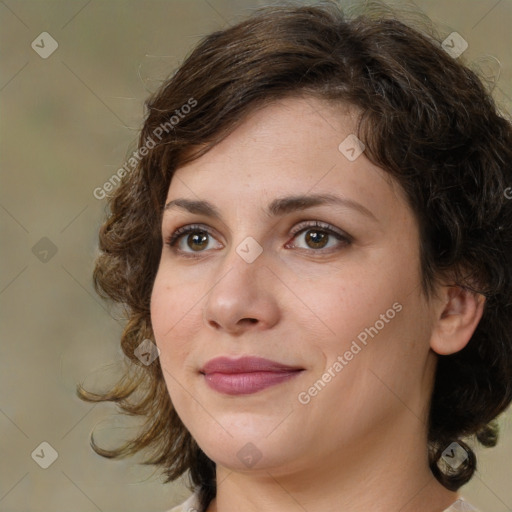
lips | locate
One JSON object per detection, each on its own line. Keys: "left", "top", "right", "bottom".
{"left": 200, "top": 356, "right": 304, "bottom": 395}
{"left": 201, "top": 356, "right": 303, "bottom": 374}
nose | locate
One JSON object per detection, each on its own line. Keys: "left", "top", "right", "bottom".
{"left": 202, "top": 247, "right": 281, "bottom": 336}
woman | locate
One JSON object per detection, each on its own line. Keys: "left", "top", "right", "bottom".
{"left": 78, "top": 2, "right": 512, "bottom": 511}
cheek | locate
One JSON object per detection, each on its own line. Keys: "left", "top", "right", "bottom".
{"left": 307, "top": 266, "right": 395, "bottom": 337}
{"left": 309, "top": 254, "right": 423, "bottom": 366}
{"left": 150, "top": 268, "right": 191, "bottom": 354}
{"left": 150, "top": 265, "right": 209, "bottom": 373}
{"left": 149, "top": 270, "right": 171, "bottom": 340}
{"left": 151, "top": 264, "right": 197, "bottom": 331}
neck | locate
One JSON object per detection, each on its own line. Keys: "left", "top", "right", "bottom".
{"left": 205, "top": 413, "right": 459, "bottom": 512}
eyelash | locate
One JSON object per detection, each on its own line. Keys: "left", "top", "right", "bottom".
{"left": 164, "top": 221, "right": 352, "bottom": 258}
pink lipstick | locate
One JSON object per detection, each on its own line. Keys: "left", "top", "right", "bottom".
{"left": 200, "top": 356, "right": 304, "bottom": 395}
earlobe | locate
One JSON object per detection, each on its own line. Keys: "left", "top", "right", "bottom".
{"left": 430, "top": 285, "right": 486, "bottom": 356}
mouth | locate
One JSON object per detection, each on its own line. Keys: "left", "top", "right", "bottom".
{"left": 200, "top": 356, "right": 304, "bottom": 395}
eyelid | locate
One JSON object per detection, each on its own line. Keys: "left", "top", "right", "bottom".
{"left": 289, "top": 220, "right": 352, "bottom": 242}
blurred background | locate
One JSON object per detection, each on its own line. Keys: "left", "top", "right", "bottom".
{"left": 0, "top": 0, "right": 511, "bottom": 511}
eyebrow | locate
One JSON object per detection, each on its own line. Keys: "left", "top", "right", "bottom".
{"left": 164, "top": 193, "right": 377, "bottom": 222}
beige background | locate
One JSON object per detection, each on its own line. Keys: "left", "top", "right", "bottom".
{"left": 1, "top": 0, "right": 511, "bottom": 511}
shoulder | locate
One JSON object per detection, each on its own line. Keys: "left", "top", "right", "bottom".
{"left": 164, "top": 491, "right": 202, "bottom": 512}
{"left": 443, "top": 497, "right": 481, "bottom": 511}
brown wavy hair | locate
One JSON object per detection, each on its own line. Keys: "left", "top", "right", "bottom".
{"left": 78, "top": 1, "right": 512, "bottom": 510}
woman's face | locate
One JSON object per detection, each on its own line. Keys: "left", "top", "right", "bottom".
{"left": 151, "top": 96, "right": 439, "bottom": 476}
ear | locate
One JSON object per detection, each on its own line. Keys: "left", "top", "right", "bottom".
{"left": 430, "top": 285, "right": 486, "bottom": 356}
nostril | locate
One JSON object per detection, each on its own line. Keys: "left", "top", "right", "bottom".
{"left": 238, "top": 318, "right": 258, "bottom": 327}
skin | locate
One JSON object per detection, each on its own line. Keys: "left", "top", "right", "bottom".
{"left": 150, "top": 96, "right": 485, "bottom": 512}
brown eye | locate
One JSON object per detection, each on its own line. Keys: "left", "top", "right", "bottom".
{"left": 186, "top": 231, "right": 209, "bottom": 251}
{"left": 166, "top": 224, "right": 222, "bottom": 255}
{"left": 304, "top": 229, "right": 329, "bottom": 249}
{"left": 290, "top": 221, "right": 351, "bottom": 252}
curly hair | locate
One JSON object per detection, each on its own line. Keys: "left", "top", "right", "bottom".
{"left": 78, "top": 1, "right": 512, "bottom": 510}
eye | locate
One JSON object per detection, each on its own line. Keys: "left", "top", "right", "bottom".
{"left": 287, "top": 221, "right": 352, "bottom": 251}
{"left": 165, "top": 220, "right": 352, "bottom": 258}
{"left": 165, "top": 224, "right": 222, "bottom": 256}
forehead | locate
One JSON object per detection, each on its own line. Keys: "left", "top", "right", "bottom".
{"left": 166, "top": 96, "right": 408, "bottom": 224}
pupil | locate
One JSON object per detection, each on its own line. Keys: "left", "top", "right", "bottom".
{"left": 188, "top": 232, "right": 208, "bottom": 250}
{"left": 306, "top": 230, "right": 328, "bottom": 248}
